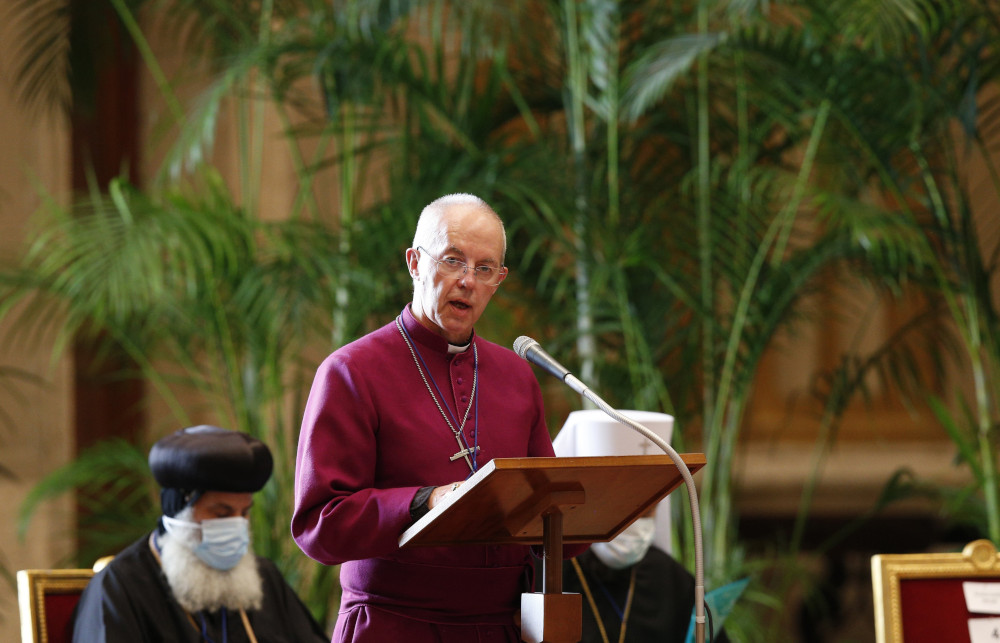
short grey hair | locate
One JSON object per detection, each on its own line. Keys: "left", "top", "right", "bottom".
{"left": 412, "top": 193, "right": 507, "bottom": 260}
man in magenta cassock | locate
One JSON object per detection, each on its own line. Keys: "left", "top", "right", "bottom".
{"left": 292, "top": 193, "right": 583, "bottom": 642}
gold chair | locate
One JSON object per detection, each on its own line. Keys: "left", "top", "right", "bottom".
{"left": 871, "top": 538, "right": 1000, "bottom": 643}
{"left": 16, "top": 567, "right": 94, "bottom": 643}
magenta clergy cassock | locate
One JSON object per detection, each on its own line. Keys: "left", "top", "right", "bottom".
{"left": 292, "top": 305, "right": 581, "bottom": 642}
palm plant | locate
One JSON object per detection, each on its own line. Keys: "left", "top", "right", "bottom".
{"left": 736, "top": 1, "right": 1000, "bottom": 632}
{"left": 810, "top": 0, "right": 1000, "bottom": 544}
{"left": 492, "top": 0, "right": 835, "bottom": 574}
{"left": 1, "top": 172, "right": 348, "bottom": 615}
{"left": 4, "top": 2, "right": 386, "bottom": 625}
{"left": 1, "top": 0, "right": 568, "bottom": 626}
{"left": 8, "top": 0, "right": 1000, "bottom": 639}
{"left": 474, "top": 0, "right": 1000, "bottom": 637}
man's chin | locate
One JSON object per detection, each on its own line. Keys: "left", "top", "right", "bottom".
{"left": 438, "top": 315, "right": 477, "bottom": 343}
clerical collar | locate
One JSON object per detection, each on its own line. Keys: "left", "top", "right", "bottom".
{"left": 401, "top": 305, "right": 476, "bottom": 353}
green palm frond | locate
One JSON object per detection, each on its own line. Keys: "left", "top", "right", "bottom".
{"left": 622, "top": 32, "right": 726, "bottom": 123}
{"left": 18, "top": 438, "right": 154, "bottom": 565}
{"left": 2, "top": 0, "right": 149, "bottom": 115}
{"left": 2, "top": 0, "right": 71, "bottom": 113}
{"left": 815, "top": 0, "right": 959, "bottom": 55}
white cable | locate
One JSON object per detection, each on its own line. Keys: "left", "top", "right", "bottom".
{"left": 578, "top": 385, "right": 707, "bottom": 643}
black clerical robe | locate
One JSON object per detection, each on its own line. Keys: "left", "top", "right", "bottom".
{"left": 560, "top": 546, "right": 730, "bottom": 643}
{"left": 71, "top": 533, "right": 328, "bottom": 643}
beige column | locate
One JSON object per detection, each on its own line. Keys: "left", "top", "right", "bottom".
{"left": 0, "top": 6, "right": 76, "bottom": 639}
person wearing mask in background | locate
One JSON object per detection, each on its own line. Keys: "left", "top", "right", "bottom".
{"left": 291, "top": 193, "right": 587, "bottom": 642}
{"left": 73, "top": 425, "right": 328, "bottom": 643}
{"left": 550, "top": 410, "right": 731, "bottom": 643}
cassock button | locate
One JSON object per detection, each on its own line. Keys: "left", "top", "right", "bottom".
{"left": 457, "top": 378, "right": 464, "bottom": 384}
{"left": 461, "top": 396, "right": 468, "bottom": 403}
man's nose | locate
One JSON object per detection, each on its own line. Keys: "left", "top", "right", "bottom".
{"left": 457, "top": 268, "right": 476, "bottom": 287}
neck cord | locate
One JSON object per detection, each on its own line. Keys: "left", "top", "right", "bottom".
{"left": 571, "top": 557, "right": 637, "bottom": 643}
{"left": 199, "top": 611, "right": 225, "bottom": 643}
{"left": 395, "top": 316, "right": 479, "bottom": 473}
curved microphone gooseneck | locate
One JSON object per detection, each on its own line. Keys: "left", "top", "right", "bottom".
{"left": 513, "top": 336, "right": 707, "bottom": 643}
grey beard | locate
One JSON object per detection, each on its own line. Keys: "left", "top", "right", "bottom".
{"left": 159, "top": 510, "right": 264, "bottom": 613}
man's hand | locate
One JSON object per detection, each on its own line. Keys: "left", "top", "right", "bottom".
{"left": 427, "top": 481, "right": 463, "bottom": 509}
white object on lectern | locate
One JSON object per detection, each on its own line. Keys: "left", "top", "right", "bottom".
{"left": 553, "top": 409, "right": 675, "bottom": 555}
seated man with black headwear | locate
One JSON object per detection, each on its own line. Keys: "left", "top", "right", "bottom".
{"left": 72, "top": 425, "right": 328, "bottom": 643}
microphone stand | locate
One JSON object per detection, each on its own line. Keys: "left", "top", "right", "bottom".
{"left": 567, "top": 376, "right": 707, "bottom": 643}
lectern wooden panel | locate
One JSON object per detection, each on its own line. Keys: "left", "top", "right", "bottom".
{"left": 400, "top": 454, "right": 705, "bottom": 547}
{"left": 399, "top": 454, "right": 706, "bottom": 643}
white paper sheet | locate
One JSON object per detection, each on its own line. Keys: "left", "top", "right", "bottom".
{"left": 968, "top": 617, "right": 1000, "bottom": 642}
{"left": 965, "top": 582, "right": 1000, "bottom": 615}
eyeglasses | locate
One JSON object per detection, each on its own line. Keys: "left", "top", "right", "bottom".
{"left": 418, "top": 246, "right": 508, "bottom": 286}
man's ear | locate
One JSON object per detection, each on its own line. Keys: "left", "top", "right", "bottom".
{"left": 405, "top": 247, "right": 420, "bottom": 279}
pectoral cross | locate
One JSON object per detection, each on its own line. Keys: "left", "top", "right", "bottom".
{"left": 450, "top": 434, "right": 480, "bottom": 471}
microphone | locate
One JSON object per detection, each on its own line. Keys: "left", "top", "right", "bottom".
{"left": 512, "top": 336, "right": 588, "bottom": 396}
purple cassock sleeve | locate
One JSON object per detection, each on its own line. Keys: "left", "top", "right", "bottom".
{"left": 290, "top": 352, "right": 420, "bottom": 564}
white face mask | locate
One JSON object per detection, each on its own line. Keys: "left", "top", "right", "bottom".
{"left": 162, "top": 515, "right": 250, "bottom": 571}
{"left": 591, "top": 517, "right": 656, "bottom": 570}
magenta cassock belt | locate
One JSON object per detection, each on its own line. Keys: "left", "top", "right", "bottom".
{"left": 339, "top": 555, "right": 529, "bottom": 624}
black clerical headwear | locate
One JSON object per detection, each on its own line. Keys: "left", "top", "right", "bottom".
{"left": 150, "top": 425, "right": 273, "bottom": 518}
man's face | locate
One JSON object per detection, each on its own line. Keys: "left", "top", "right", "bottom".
{"left": 191, "top": 490, "right": 253, "bottom": 523}
{"left": 407, "top": 204, "right": 506, "bottom": 344}
{"left": 159, "top": 491, "right": 262, "bottom": 612}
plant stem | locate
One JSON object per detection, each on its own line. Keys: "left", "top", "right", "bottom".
{"left": 108, "top": 0, "right": 186, "bottom": 128}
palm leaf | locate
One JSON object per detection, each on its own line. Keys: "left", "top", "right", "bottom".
{"left": 18, "top": 439, "right": 155, "bottom": 565}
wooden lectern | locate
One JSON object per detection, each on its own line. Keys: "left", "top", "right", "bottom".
{"left": 399, "top": 454, "right": 706, "bottom": 643}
